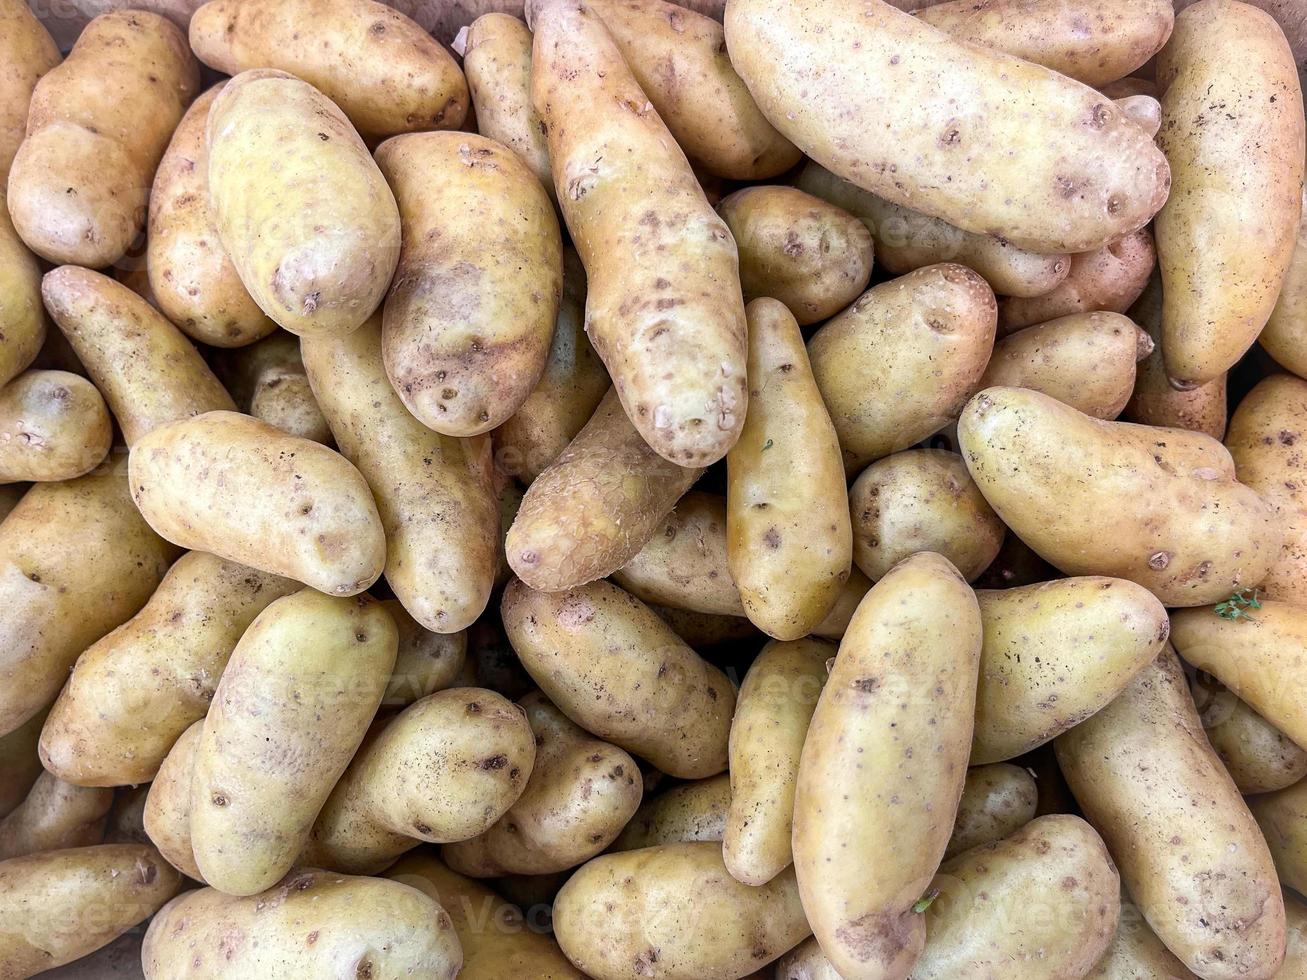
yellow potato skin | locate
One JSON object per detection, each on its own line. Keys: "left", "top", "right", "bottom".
{"left": 531, "top": 0, "right": 748, "bottom": 467}
{"left": 1251, "top": 781, "right": 1307, "bottom": 898}
{"left": 1156, "top": 0, "right": 1305, "bottom": 387}
{"left": 972, "top": 577, "right": 1169, "bottom": 764}
{"left": 0, "top": 370, "right": 110, "bottom": 483}
{"left": 40, "top": 551, "right": 298, "bottom": 787}
{"left": 502, "top": 578, "right": 735, "bottom": 778}
{"left": 1282, "top": 891, "right": 1307, "bottom": 978}
{"left": 0, "top": 772, "right": 111, "bottom": 860}
{"left": 129, "top": 411, "right": 386, "bottom": 596}
{"left": 1086, "top": 895, "right": 1200, "bottom": 980}
{"left": 728, "top": 298, "right": 852, "bottom": 639}
{"left": 726, "top": 0, "right": 1170, "bottom": 254}
{"left": 1057, "top": 649, "right": 1286, "bottom": 980}
{"left": 724, "top": 638, "right": 828, "bottom": 886}
{"left": 189, "top": 590, "right": 397, "bottom": 896}
{"left": 944, "top": 763, "right": 1037, "bottom": 859}
{"left": 0, "top": 204, "right": 45, "bottom": 392}
{"left": 552, "top": 842, "right": 811, "bottom": 980}
{"left": 611, "top": 773, "right": 731, "bottom": 851}
{"left": 0, "top": 709, "right": 45, "bottom": 821}
{"left": 958, "top": 386, "right": 1281, "bottom": 606}
{"left": 213, "top": 332, "right": 330, "bottom": 444}
{"left": 206, "top": 69, "right": 401, "bottom": 338}
{"left": 142, "top": 719, "right": 203, "bottom": 881}
{"left": 190, "top": 0, "right": 468, "bottom": 140}
{"left": 1261, "top": 188, "right": 1307, "bottom": 378}
{"left": 0, "top": 0, "right": 58, "bottom": 180}
{"left": 794, "top": 552, "right": 981, "bottom": 980}
{"left": 381, "top": 599, "right": 468, "bottom": 707}
{"left": 1190, "top": 677, "right": 1307, "bottom": 795}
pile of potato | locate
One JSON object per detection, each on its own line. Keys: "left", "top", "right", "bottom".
{"left": 1, "top": 0, "right": 1307, "bottom": 976}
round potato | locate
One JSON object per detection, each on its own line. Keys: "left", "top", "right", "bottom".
{"left": 142, "top": 719, "right": 202, "bottom": 881}
{"left": 611, "top": 774, "right": 731, "bottom": 851}
{"left": 945, "top": 763, "right": 1038, "bottom": 859}
{"left": 1191, "top": 675, "right": 1307, "bottom": 795}
{"left": 0, "top": 708, "right": 45, "bottom": 820}
{"left": 212, "top": 332, "right": 330, "bottom": 444}
{"left": 0, "top": 772, "right": 111, "bottom": 860}
{"left": 1261, "top": 188, "right": 1307, "bottom": 377}
{"left": 0, "top": 202, "right": 46, "bottom": 392}
{"left": 0, "top": 1, "right": 58, "bottom": 180}
{"left": 381, "top": 599, "right": 468, "bottom": 708}
{"left": 0, "top": 370, "right": 110, "bottom": 483}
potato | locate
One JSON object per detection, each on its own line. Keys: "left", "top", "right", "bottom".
{"left": 808, "top": 566, "right": 872, "bottom": 641}
{"left": 212, "top": 332, "right": 329, "bottom": 444}
{"left": 1086, "top": 893, "right": 1200, "bottom": 980}
{"left": 190, "top": 0, "right": 468, "bottom": 140}
{"left": 727, "top": 299, "right": 851, "bottom": 639}
{"left": 794, "top": 162, "right": 1070, "bottom": 300}
{"left": 809, "top": 264, "right": 997, "bottom": 471}
{"left": 305, "top": 687, "right": 535, "bottom": 874}
{"left": 1250, "top": 778, "right": 1307, "bottom": 897}
{"left": 916, "top": 0, "right": 1174, "bottom": 87}
{"left": 104, "top": 786, "right": 149, "bottom": 846}
{"left": 717, "top": 186, "right": 874, "bottom": 325}
{"left": 944, "top": 763, "right": 1037, "bottom": 860}
{"left": 530, "top": 0, "right": 747, "bottom": 467}
{"left": 552, "top": 842, "right": 810, "bottom": 980}
{"left": 726, "top": 0, "right": 1170, "bottom": 254}
{"left": 382, "top": 599, "right": 468, "bottom": 708}
{"left": 1155, "top": 0, "right": 1305, "bottom": 388}
{"left": 1190, "top": 675, "right": 1307, "bottom": 795}
{"left": 0, "top": 202, "right": 45, "bottom": 391}
{"left": 502, "top": 578, "right": 735, "bottom": 778}
{"left": 1057, "top": 648, "right": 1285, "bottom": 979}
{"left": 42, "top": 267, "right": 235, "bottom": 446}
{"left": 998, "top": 228, "right": 1156, "bottom": 334}
{"left": 147, "top": 84, "right": 276, "bottom": 349}
{"left": 849, "top": 449, "right": 1004, "bottom": 583}
{"left": 206, "top": 69, "right": 401, "bottom": 338}
{"left": 442, "top": 693, "right": 641, "bottom": 875}
{"left": 1283, "top": 891, "right": 1307, "bottom": 977}
{"left": 652, "top": 604, "right": 760, "bottom": 648}
{"left": 0, "top": 844, "right": 180, "bottom": 978}
{"left": 128, "top": 411, "right": 386, "bottom": 596}
{"left": 794, "top": 552, "right": 981, "bottom": 979}
{"left": 141, "top": 719, "right": 201, "bottom": 881}
{"left": 0, "top": 370, "right": 110, "bottom": 482}
{"left": 141, "top": 869, "right": 463, "bottom": 979}
{"left": 1261, "top": 189, "right": 1307, "bottom": 378}
{"left": 774, "top": 938, "right": 839, "bottom": 980}
{"left": 0, "top": 709, "right": 45, "bottom": 820}
{"left": 506, "top": 389, "right": 701, "bottom": 592}
{"left": 0, "top": 469, "right": 177, "bottom": 736}
{"left": 958, "top": 386, "right": 1281, "bottom": 606}
{"left": 189, "top": 590, "right": 397, "bottom": 896}
{"left": 0, "top": 1, "right": 58, "bottom": 179}
{"left": 0, "top": 772, "right": 110, "bottom": 860}
{"left": 610, "top": 774, "right": 730, "bottom": 851}
{"left": 1115, "top": 93, "right": 1163, "bottom": 138}
{"left": 40, "top": 552, "right": 297, "bottom": 787}
{"left": 972, "top": 533, "right": 1057, "bottom": 590}
{"left": 1101, "top": 76, "right": 1159, "bottom": 99}
{"left": 37, "top": 929, "right": 146, "bottom": 980}
{"left": 303, "top": 314, "right": 499, "bottom": 631}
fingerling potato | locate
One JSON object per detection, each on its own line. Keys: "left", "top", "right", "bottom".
{"left": 142, "top": 718, "right": 203, "bottom": 881}
{"left": 0, "top": 772, "right": 111, "bottom": 860}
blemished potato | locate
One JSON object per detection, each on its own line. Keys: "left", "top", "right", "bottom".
{"left": 794, "top": 552, "right": 981, "bottom": 980}
{"left": 0, "top": 203, "right": 45, "bottom": 392}
{"left": 1251, "top": 780, "right": 1307, "bottom": 897}
{"left": 1261, "top": 189, "right": 1307, "bottom": 378}
{"left": 0, "top": 708, "right": 45, "bottom": 820}
{"left": 142, "top": 719, "right": 202, "bottom": 881}
{"left": 1057, "top": 648, "right": 1286, "bottom": 979}
{"left": 724, "top": 638, "right": 828, "bottom": 886}
{"left": 506, "top": 389, "right": 701, "bottom": 592}
{"left": 6, "top": 10, "right": 197, "bottom": 268}
{"left": 502, "top": 578, "right": 735, "bottom": 779}
{"left": 0, "top": 844, "right": 181, "bottom": 978}
{"left": 305, "top": 687, "right": 535, "bottom": 874}
{"left": 1191, "top": 675, "right": 1307, "bottom": 795}
{"left": 610, "top": 774, "right": 731, "bottom": 851}
{"left": 717, "top": 186, "right": 874, "bottom": 325}
{"left": 1156, "top": 0, "right": 1305, "bottom": 388}
{"left": 128, "top": 411, "right": 386, "bottom": 597}
{"left": 0, "top": 468, "right": 177, "bottom": 736}
{"left": 849, "top": 449, "right": 1005, "bottom": 583}
{"left": 998, "top": 228, "right": 1156, "bottom": 334}
{"left": 148, "top": 83, "right": 277, "bottom": 349}
{"left": 916, "top": 0, "right": 1174, "bottom": 88}
{"left": 206, "top": 69, "right": 401, "bottom": 338}
{"left": 304, "top": 314, "right": 500, "bottom": 631}
{"left": 1086, "top": 893, "right": 1200, "bottom": 980}
{"left": 0, "top": 772, "right": 110, "bottom": 860}
{"left": 944, "top": 763, "right": 1038, "bottom": 859}
{"left": 979, "top": 312, "right": 1152, "bottom": 420}
{"left": 727, "top": 299, "right": 852, "bottom": 639}
{"left": 141, "top": 869, "right": 463, "bottom": 979}
{"left": 958, "top": 386, "right": 1281, "bottom": 607}
{"left": 42, "top": 266, "right": 236, "bottom": 446}
{"left": 0, "top": 1, "right": 58, "bottom": 179}
{"left": 794, "top": 162, "right": 1070, "bottom": 300}
{"left": 39, "top": 552, "right": 298, "bottom": 787}
{"left": 552, "top": 842, "right": 810, "bottom": 980}
{"left": 726, "top": 0, "right": 1170, "bottom": 254}
{"left": 442, "top": 693, "right": 641, "bottom": 875}
{"left": 190, "top": 0, "right": 468, "bottom": 140}
{"left": 212, "top": 332, "right": 330, "bottom": 444}
{"left": 189, "top": 590, "right": 397, "bottom": 896}
{"left": 530, "top": 0, "right": 748, "bottom": 467}
{"left": 0, "top": 370, "right": 110, "bottom": 483}
{"left": 382, "top": 599, "right": 468, "bottom": 707}
{"left": 808, "top": 264, "right": 997, "bottom": 471}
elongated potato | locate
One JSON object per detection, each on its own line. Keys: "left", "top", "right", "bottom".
{"left": 958, "top": 386, "right": 1281, "bottom": 606}
{"left": 0, "top": 772, "right": 110, "bottom": 860}
{"left": 1087, "top": 893, "right": 1200, "bottom": 980}
{"left": 0, "top": 203, "right": 45, "bottom": 392}
{"left": 0, "top": 370, "right": 110, "bottom": 483}
{"left": 1262, "top": 189, "right": 1307, "bottom": 378}
{"left": 42, "top": 267, "right": 236, "bottom": 446}
{"left": 0, "top": 1, "right": 58, "bottom": 179}
{"left": 142, "top": 719, "right": 202, "bottom": 881}
{"left": 148, "top": 83, "right": 276, "bottom": 349}
{"left": 531, "top": 0, "right": 747, "bottom": 467}
{"left": 0, "top": 844, "right": 180, "bottom": 978}
{"left": 794, "top": 162, "right": 1070, "bottom": 300}
{"left": 553, "top": 842, "right": 810, "bottom": 980}
{"left": 6, "top": 10, "right": 197, "bottom": 267}
{"left": 728, "top": 299, "right": 851, "bottom": 639}
{"left": 129, "top": 411, "right": 386, "bottom": 596}
{"left": 212, "top": 332, "right": 330, "bottom": 443}
{"left": 809, "top": 264, "right": 997, "bottom": 471}
{"left": 944, "top": 763, "right": 1038, "bottom": 859}
{"left": 0, "top": 709, "right": 45, "bottom": 820}
{"left": 795, "top": 552, "right": 981, "bottom": 980}
{"left": 1191, "top": 676, "right": 1307, "bottom": 795}
{"left": 726, "top": 0, "right": 1170, "bottom": 254}
{"left": 382, "top": 599, "right": 468, "bottom": 707}
{"left": 1282, "top": 891, "right": 1307, "bottom": 978}
{"left": 1250, "top": 780, "right": 1307, "bottom": 896}
{"left": 190, "top": 590, "right": 397, "bottom": 895}
{"left": 610, "top": 774, "right": 731, "bottom": 851}
{"left": 37, "top": 928, "right": 146, "bottom": 980}
{"left": 502, "top": 578, "right": 735, "bottom": 778}
{"left": 40, "top": 552, "right": 298, "bottom": 787}
{"left": 142, "top": 870, "right": 463, "bottom": 979}
{"left": 206, "top": 69, "right": 400, "bottom": 338}
{"left": 1057, "top": 649, "right": 1286, "bottom": 979}
{"left": 1156, "top": 0, "right": 1305, "bottom": 387}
